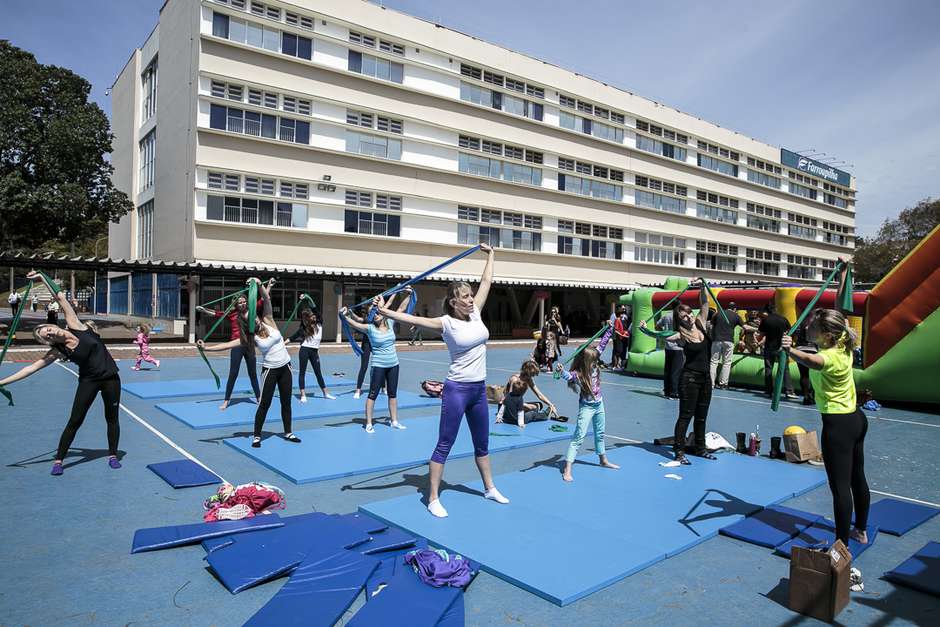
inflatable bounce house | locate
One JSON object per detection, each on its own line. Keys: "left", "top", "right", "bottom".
{"left": 620, "top": 225, "right": 940, "bottom": 405}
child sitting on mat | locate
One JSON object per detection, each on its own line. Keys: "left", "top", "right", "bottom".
{"left": 133, "top": 324, "right": 160, "bottom": 371}
{"left": 555, "top": 347, "right": 619, "bottom": 482}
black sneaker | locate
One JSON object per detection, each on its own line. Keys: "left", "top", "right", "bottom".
{"left": 251, "top": 436, "right": 262, "bottom": 448}
{"left": 675, "top": 452, "right": 691, "bottom": 465}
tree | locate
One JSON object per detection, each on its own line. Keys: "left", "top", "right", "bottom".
{"left": 0, "top": 41, "right": 132, "bottom": 251}
{"left": 853, "top": 197, "right": 940, "bottom": 283}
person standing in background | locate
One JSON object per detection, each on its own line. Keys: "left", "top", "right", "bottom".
{"left": 708, "top": 301, "right": 743, "bottom": 389}
{"left": 657, "top": 309, "right": 683, "bottom": 399}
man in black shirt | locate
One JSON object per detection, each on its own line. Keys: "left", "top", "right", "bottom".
{"left": 708, "top": 301, "right": 743, "bottom": 389}
{"left": 744, "top": 305, "right": 796, "bottom": 398}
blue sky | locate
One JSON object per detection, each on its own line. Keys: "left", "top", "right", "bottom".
{"left": 3, "top": 0, "right": 938, "bottom": 236}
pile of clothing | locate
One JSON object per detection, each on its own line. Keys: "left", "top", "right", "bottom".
{"left": 203, "top": 482, "right": 286, "bottom": 522}
{"left": 404, "top": 548, "right": 472, "bottom": 588}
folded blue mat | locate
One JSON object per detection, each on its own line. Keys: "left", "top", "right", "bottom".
{"left": 244, "top": 549, "right": 380, "bottom": 626}
{"left": 347, "top": 542, "right": 478, "bottom": 627}
{"left": 207, "top": 513, "right": 372, "bottom": 593}
{"left": 201, "top": 536, "right": 235, "bottom": 554}
{"left": 719, "top": 505, "right": 821, "bottom": 548}
{"left": 146, "top": 459, "right": 222, "bottom": 488}
{"left": 158, "top": 389, "right": 440, "bottom": 430}
{"left": 883, "top": 541, "right": 940, "bottom": 597}
{"left": 865, "top": 498, "right": 939, "bottom": 536}
{"left": 437, "top": 594, "right": 465, "bottom": 627}
{"left": 131, "top": 515, "right": 283, "bottom": 553}
{"left": 773, "top": 519, "right": 878, "bottom": 560}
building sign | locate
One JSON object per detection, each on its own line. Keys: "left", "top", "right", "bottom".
{"left": 781, "top": 149, "right": 851, "bottom": 187}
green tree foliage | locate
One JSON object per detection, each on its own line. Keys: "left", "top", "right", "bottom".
{"left": 0, "top": 41, "right": 132, "bottom": 251}
{"left": 853, "top": 198, "right": 940, "bottom": 283}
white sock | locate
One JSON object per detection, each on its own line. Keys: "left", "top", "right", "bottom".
{"left": 484, "top": 487, "right": 509, "bottom": 504}
{"left": 427, "top": 499, "right": 448, "bottom": 518}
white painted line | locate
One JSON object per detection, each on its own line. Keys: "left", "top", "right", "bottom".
{"left": 55, "top": 363, "right": 227, "bottom": 483}
{"left": 871, "top": 490, "right": 940, "bottom": 509}
{"left": 606, "top": 434, "right": 642, "bottom": 443}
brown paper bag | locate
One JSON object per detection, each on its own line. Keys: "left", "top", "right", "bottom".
{"left": 784, "top": 430, "right": 821, "bottom": 463}
{"left": 788, "top": 541, "right": 851, "bottom": 623}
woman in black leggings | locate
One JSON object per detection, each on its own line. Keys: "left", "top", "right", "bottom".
{"left": 0, "top": 272, "right": 122, "bottom": 476}
{"left": 288, "top": 309, "right": 336, "bottom": 402}
{"left": 783, "top": 306, "right": 870, "bottom": 548}
{"left": 642, "top": 280, "right": 714, "bottom": 465}
{"left": 347, "top": 308, "right": 373, "bottom": 399}
{"left": 196, "top": 291, "right": 264, "bottom": 410}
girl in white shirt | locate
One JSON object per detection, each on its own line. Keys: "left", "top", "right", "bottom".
{"left": 288, "top": 309, "right": 336, "bottom": 403}
{"left": 199, "top": 278, "right": 301, "bottom": 449}
{"left": 374, "top": 244, "right": 509, "bottom": 518}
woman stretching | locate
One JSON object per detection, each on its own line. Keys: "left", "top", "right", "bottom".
{"left": 642, "top": 279, "right": 714, "bottom": 465}
{"left": 555, "top": 347, "right": 619, "bottom": 481}
{"left": 341, "top": 288, "right": 413, "bottom": 432}
{"left": 346, "top": 308, "right": 372, "bottom": 400}
{"left": 375, "top": 244, "right": 509, "bottom": 518}
{"left": 199, "top": 278, "right": 300, "bottom": 448}
{"left": 196, "top": 290, "right": 264, "bottom": 410}
{"left": 288, "top": 309, "right": 336, "bottom": 403}
{"left": 497, "top": 359, "right": 558, "bottom": 427}
{"left": 0, "top": 272, "right": 122, "bottom": 475}
{"left": 782, "top": 307, "right": 870, "bottom": 550}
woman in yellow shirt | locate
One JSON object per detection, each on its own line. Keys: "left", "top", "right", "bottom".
{"left": 782, "top": 308, "right": 870, "bottom": 549}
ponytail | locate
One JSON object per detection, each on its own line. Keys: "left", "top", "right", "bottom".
{"left": 809, "top": 308, "right": 855, "bottom": 354}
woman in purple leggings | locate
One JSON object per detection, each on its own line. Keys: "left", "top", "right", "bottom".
{"left": 374, "top": 243, "right": 509, "bottom": 518}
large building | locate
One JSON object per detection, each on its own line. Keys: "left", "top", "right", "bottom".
{"left": 109, "top": 0, "right": 857, "bottom": 338}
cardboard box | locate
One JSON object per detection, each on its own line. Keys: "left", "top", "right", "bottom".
{"left": 784, "top": 429, "right": 821, "bottom": 463}
{"left": 788, "top": 541, "right": 852, "bottom": 623}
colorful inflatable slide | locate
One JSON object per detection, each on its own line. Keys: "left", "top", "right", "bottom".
{"left": 619, "top": 225, "right": 940, "bottom": 404}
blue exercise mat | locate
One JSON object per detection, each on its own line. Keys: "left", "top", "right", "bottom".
{"left": 206, "top": 513, "right": 372, "bottom": 593}
{"left": 131, "top": 515, "right": 283, "bottom": 553}
{"left": 773, "top": 519, "right": 879, "bottom": 560}
{"left": 157, "top": 389, "right": 440, "bottom": 429}
{"left": 865, "top": 498, "right": 939, "bottom": 536}
{"left": 122, "top": 375, "right": 353, "bottom": 399}
{"left": 146, "top": 459, "right": 222, "bottom": 488}
{"left": 244, "top": 549, "right": 380, "bottom": 626}
{"left": 884, "top": 541, "right": 940, "bottom": 597}
{"left": 362, "top": 443, "right": 826, "bottom": 605}
{"left": 223, "top": 415, "right": 575, "bottom": 484}
{"left": 719, "top": 505, "right": 821, "bottom": 548}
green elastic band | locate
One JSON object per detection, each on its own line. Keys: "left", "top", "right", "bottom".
{"left": 280, "top": 294, "right": 317, "bottom": 334}
{"left": 200, "top": 287, "right": 249, "bottom": 309}
{"left": 645, "top": 284, "right": 694, "bottom": 323}
{"left": 554, "top": 323, "right": 610, "bottom": 379}
{"left": 39, "top": 271, "right": 61, "bottom": 295}
{"left": 490, "top": 432, "right": 521, "bottom": 437}
{"left": 0, "top": 282, "right": 33, "bottom": 406}
{"left": 703, "top": 283, "right": 730, "bottom": 325}
{"left": 199, "top": 298, "right": 240, "bottom": 389}
{"left": 198, "top": 347, "right": 221, "bottom": 390}
{"left": 247, "top": 280, "right": 259, "bottom": 334}
{"left": 639, "top": 326, "right": 676, "bottom": 340}
{"left": 836, "top": 265, "right": 854, "bottom": 313}
{"left": 550, "top": 425, "right": 569, "bottom": 432}
{"left": 771, "top": 261, "right": 846, "bottom": 412}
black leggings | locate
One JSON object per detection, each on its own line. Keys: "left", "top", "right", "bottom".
{"left": 821, "top": 409, "right": 870, "bottom": 543}
{"left": 664, "top": 349, "right": 684, "bottom": 397}
{"left": 254, "top": 364, "right": 293, "bottom": 437}
{"left": 225, "top": 345, "right": 261, "bottom": 402}
{"left": 58, "top": 375, "right": 121, "bottom": 460}
{"left": 368, "top": 365, "right": 399, "bottom": 400}
{"left": 298, "top": 346, "right": 326, "bottom": 390}
{"left": 356, "top": 336, "right": 372, "bottom": 390}
{"left": 675, "top": 369, "right": 712, "bottom": 453}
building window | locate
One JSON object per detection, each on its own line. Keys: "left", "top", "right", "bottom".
{"left": 281, "top": 32, "right": 312, "bottom": 60}
{"left": 284, "top": 11, "right": 314, "bottom": 30}
{"left": 141, "top": 59, "right": 157, "bottom": 122}
{"left": 280, "top": 181, "right": 308, "bottom": 199}
{"left": 209, "top": 104, "right": 308, "bottom": 144}
{"left": 697, "top": 153, "right": 738, "bottom": 177}
{"left": 745, "top": 202, "right": 781, "bottom": 232}
{"left": 138, "top": 130, "right": 155, "bottom": 192}
{"left": 745, "top": 248, "right": 780, "bottom": 276}
{"left": 695, "top": 241, "right": 738, "bottom": 272}
{"left": 787, "top": 255, "right": 818, "bottom": 279}
{"left": 824, "top": 193, "right": 847, "bottom": 209}
{"left": 633, "top": 231, "right": 686, "bottom": 266}
{"left": 457, "top": 205, "right": 542, "bottom": 251}
{"left": 244, "top": 176, "right": 275, "bottom": 195}
{"left": 458, "top": 82, "right": 542, "bottom": 121}
{"left": 635, "top": 190, "right": 685, "bottom": 214}
{"left": 344, "top": 210, "right": 401, "bottom": 237}
{"left": 557, "top": 220, "right": 622, "bottom": 259}
{"left": 206, "top": 194, "right": 305, "bottom": 228}
{"left": 558, "top": 174, "right": 622, "bottom": 201}
{"left": 348, "top": 50, "right": 404, "bottom": 84}
{"left": 747, "top": 169, "right": 781, "bottom": 189}
{"left": 458, "top": 153, "right": 542, "bottom": 186}
{"left": 347, "top": 109, "right": 403, "bottom": 134}
{"left": 787, "top": 212, "right": 818, "bottom": 240}
{"left": 789, "top": 181, "right": 817, "bottom": 200}
{"left": 697, "top": 140, "right": 739, "bottom": 162}
{"left": 346, "top": 130, "right": 402, "bottom": 160}
{"left": 137, "top": 201, "right": 154, "bottom": 259}
{"left": 636, "top": 135, "right": 687, "bottom": 162}
{"left": 696, "top": 202, "right": 738, "bottom": 224}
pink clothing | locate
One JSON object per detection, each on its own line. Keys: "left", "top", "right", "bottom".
{"left": 134, "top": 332, "right": 157, "bottom": 368}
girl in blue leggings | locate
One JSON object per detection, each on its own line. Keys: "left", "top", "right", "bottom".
{"left": 374, "top": 243, "right": 509, "bottom": 518}
{"left": 556, "top": 347, "right": 619, "bottom": 482}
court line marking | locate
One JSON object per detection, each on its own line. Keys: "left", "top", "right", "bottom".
{"left": 56, "top": 363, "right": 227, "bottom": 483}
{"left": 399, "top": 356, "right": 940, "bottom": 428}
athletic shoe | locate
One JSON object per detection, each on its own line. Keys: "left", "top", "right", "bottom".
{"left": 51, "top": 462, "right": 63, "bottom": 476}
{"left": 284, "top": 433, "right": 302, "bottom": 443}
{"left": 155, "top": 360, "right": 161, "bottom": 369}
{"left": 353, "top": 391, "right": 362, "bottom": 399}
{"left": 251, "top": 436, "right": 262, "bottom": 448}
{"left": 215, "top": 504, "right": 251, "bottom": 521}
{"left": 324, "top": 393, "right": 337, "bottom": 400}
{"left": 849, "top": 567, "right": 864, "bottom": 592}
{"left": 365, "top": 424, "right": 375, "bottom": 434}
{"left": 299, "top": 395, "right": 308, "bottom": 404}
{"left": 427, "top": 499, "right": 448, "bottom": 518}
{"left": 109, "top": 457, "right": 122, "bottom": 469}
{"left": 390, "top": 421, "right": 407, "bottom": 430}
{"left": 785, "top": 392, "right": 798, "bottom": 400}
{"left": 484, "top": 487, "right": 510, "bottom": 504}
{"left": 131, "top": 366, "right": 141, "bottom": 371}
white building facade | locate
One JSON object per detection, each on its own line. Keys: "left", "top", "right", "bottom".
{"left": 109, "top": 0, "right": 857, "bottom": 335}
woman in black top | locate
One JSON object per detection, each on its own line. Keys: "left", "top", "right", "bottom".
{"left": 642, "top": 279, "right": 714, "bottom": 464}
{"left": 0, "top": 272, "right": 122, "bottom": 476}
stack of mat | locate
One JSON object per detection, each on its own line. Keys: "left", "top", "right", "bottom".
{"left": 131, "top": 511, "right": 477, "bottom": 626}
